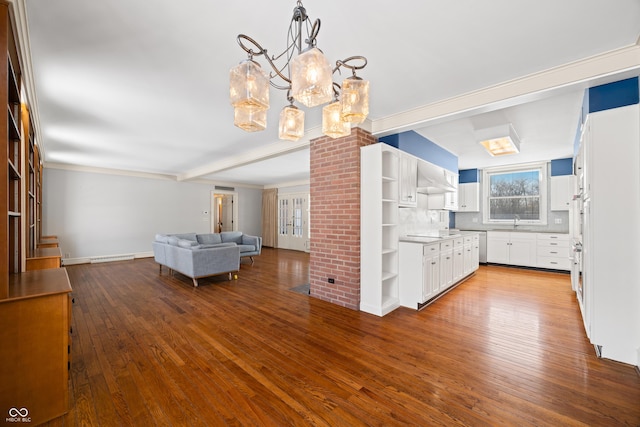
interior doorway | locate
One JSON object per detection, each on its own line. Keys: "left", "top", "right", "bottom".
{"left": 278, "top": 192, "right": 309, "bottom": 252}
{"left": 211, "top": 191, "right": 238, "bottom": 233}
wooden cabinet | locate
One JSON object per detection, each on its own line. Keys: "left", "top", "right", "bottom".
{"left": 487, "top": 231, "right": 537, "bottom": 267}
{"left": 550, "top": 175, "right": 574, "bottom": 211}
{"left": 1, "top": 269, "right": 72, "bottom": 425}
{"left": 361, "top": 144, "right": 400, "bottom": 316}
{"left": 398, "top": 152, "right": 417, "bottom": 207}
{"left": 457, "top": 182, "right": 479, "bottom": 212}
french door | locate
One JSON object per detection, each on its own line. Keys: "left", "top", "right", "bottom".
{"left": 278, "top": 193, "right": 309, "bottom": 252}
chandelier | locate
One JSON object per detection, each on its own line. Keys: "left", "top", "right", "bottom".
{"left": 229, "top": 1, "right": 369, "bottom": 141}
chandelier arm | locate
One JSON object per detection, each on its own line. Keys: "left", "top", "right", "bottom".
{"left": 237, "top": 34, "right": 267, "bottom": 57}
{"left": 334, "top": 56, "right": 368, "bottom": 75}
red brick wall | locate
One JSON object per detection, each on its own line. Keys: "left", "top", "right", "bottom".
{"left": 309, "top": 127, "right": 377, "bottom": 310}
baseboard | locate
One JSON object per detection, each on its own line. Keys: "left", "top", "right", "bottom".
{"left": 62, "top": 251, "right": 154, "bottom": 266}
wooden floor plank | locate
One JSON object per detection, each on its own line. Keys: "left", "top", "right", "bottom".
{"left": 39, "top": 248, "right": 640, "bottom": 426}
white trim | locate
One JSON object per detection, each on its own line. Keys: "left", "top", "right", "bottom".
{"left": 211, "top": 190, "right": 239, "bottom": 232}
{"left": 63, "top": 251, "right": 154, "bottom": 266}
{"left": 482, "top": 162, "right": 548, "bottom": 226}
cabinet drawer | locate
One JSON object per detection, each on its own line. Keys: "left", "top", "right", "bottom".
{"left": 440, "top": 240, "right": 453, "bottom": 251}
{"left": 423, "top": 243, "right": 439, "bottom": 256}
{"left": 537, "top": 233, "right": 570, "bottom": 242}
{"left": 538, "top": 246, "right": 570, "bottom": 257}
{"left": 537, "top": 256, "right": 571, "bottom": 270}
{"left": 463, "top": 235, "right": 473, "bottom": 243}
{"left": 453, "top": 238, "right": 464, "bottom": 247}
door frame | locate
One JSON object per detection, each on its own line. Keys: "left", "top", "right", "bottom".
{"left": 210, "top": 190, "right": 239, "bottom": 233}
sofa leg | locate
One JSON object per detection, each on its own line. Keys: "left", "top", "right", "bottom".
{"left": 159, "top": 264, "right": 162, "bottom": 274}
{"left": 228, "top": 272, "right": 232, "bottom": 281}
{"left": 192, "top": 278, "right": 198, "bottom": 287}
{"left": 250, "top": 256, "right": 254, "bottom": 264}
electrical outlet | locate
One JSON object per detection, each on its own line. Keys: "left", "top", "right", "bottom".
{"left": 328, "top": 278, "right": 335, "bottom": 284}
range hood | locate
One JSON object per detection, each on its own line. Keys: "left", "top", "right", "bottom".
{"left": 416, "top": 161, "right": 456, "bottom": 194}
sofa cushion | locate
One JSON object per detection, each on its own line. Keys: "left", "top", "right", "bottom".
{"left": 172, "top": 233, "right": 197, "bottom": 242}
{"left": 221, "top": 231, "right": 243, "bottom": 244}
{"left": 167, "top": 236, "right": 180, "bottom": 246}
{"left": 178, "top": 239, "right": 200, "bottom": 249}
{"left": 197, "top": 233, "right": 222, "bottom": 245}
{"left": 155, "top": 233, "right": 169, "bottom": 243}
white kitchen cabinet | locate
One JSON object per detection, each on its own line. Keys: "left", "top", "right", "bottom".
{"left": 550, "top": 175, "right": 574, "bottom": 211}
{"left": 452, "top": 238, "right": 464, "bottom": 283}
{"left": 426, "top": 171, "right": 459, "bottom": 211}
{"left": 361, "top": 144, "right": 400, "bottom": 316}
{"left": 457, "top": 182, "right": 479, "bottom": 212}
{"left": 398, "top": 152, "right": 417, "bottom": 207}
{"left": 486, "top": 231, "right": 537, "bottom": 267}
{"left": 399, "top": 242, "right": 438, "bottom": 308}
{"left": 463, "top": 235, "right": 474, "bottom": 276}
{"left": 536, "top": 233, "right": 570, "bottom": 270}
{"left": 471, "top": 234, "right": 480, "bottom": 267}
{"left": 439, "top": 246, "right": 454, "bottom": 291}
{"left": 579, "top": 104, "right": 640, "bottom": 365}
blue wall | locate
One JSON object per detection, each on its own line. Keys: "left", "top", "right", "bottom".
{"left": 551, "top": 158, "right": 573, "bottom": 176}
{"left": 380, "top": 131, "right": 458, "bottom": 172}
{"left": 459, "top": 169, "right": 479, "bottom": 183}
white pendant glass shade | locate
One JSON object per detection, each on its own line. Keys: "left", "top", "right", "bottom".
{"left": 340, "top": 77, "right": 369, "bottom": 124}
{"left": 322, "top": 101, "right": 351, "bottom": 139}
{"left": 291, "top": 47, "right": 333, "bottom": 108}
{"left": 233, "top": 107, "right": 267, "bottom": 132}
{"left": 278, "top": 105, "right": 305, "bottom": 141}
{"left": 229, "top": 60, "right": 270, "bottom": 113}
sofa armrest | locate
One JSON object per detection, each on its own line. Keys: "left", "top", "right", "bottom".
{"left": 191, "top": 245, "right": 240, "bottom": 277}
{"left": 242, "top": 234, "right": 262, "bottom": 253}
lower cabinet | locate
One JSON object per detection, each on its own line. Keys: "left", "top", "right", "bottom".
{"left": 1, "top": 268, "right": 73, "bottom": 425}
{"left": 399, "top": 234, "right": 479, "bottom": 310}
{"left": 486, "top": 231, "right": 570, "bottom": 271}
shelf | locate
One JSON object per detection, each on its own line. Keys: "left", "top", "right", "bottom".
{"left": 382, "top": 175, "right": 396, "bottom": 182}
{"left": 7, "top": 54, "right": 19, "bottom": 104}
{"left": 382, "top": 248, "right": 397, "bottom": 255}
{"left": 8, "top": 159, "right": 20, "bottom": 180}
{"left": 8, "top": 211, "right": 21, "bottom": 217}
{"left": 381, "top": 198, "right": 396, "bottom": 203}
{"left": 382, "top": 223, "right": 397, "bottom": 227}
{"left": 382, "top": 271, "right": 397, "bottom": 281}
{"left": 7, "top": 105, "right": 20, "bottom": 140}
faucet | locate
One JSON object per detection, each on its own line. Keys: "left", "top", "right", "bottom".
{"left": 513, "top": 214, "right": 520, "bottom": 229}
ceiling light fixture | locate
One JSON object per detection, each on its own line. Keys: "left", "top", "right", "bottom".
{"left": 477, "top": 124, "right": 521, "bottom": 156}
{"left": 229, "top": 1, "right": 369, "bottom": 140}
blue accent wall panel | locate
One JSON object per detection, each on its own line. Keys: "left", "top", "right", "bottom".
{"left": 458, "top": 169, "right": 479, "bottom": 183}
{"left": 380, "top": 130, "right": 458, "bottom": 172}
{"left": 589, "top": 77, "right": 639, "bottom": 113}
{"left": 551, "top": 158, "right": 573, "bottom": 176}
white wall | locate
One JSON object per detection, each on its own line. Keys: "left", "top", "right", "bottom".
{"left": 43, "top": 168, "right": 263, "bottom": 262}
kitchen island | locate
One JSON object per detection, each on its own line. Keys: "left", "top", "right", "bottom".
{"left": 398, "top": 231, "right": 480, "bottom": 310}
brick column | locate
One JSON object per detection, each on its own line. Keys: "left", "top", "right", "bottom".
{"left": 309, "top": 127, "right": 377, "bottom": 310}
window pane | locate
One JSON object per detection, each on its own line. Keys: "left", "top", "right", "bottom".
{"left": 489, "top": 197, "right": 540, "bottom": 220}
{"left": 490, "top": 171, "right": 539, "bottom": 197}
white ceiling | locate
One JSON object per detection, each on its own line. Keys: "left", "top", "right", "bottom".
{"left": 20, "top": 0, "right": 640, "bottom": 186}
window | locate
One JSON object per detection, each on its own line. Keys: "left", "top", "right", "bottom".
{"left": 483, "top": 163, "right": 547, "bottom": 225}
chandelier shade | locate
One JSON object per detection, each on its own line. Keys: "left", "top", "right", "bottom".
{"left": 322, "top": 101, "right": 351, "bottom": 139}
{"left": 340, "top": 77, "right": 369, "bottom": 124}
{"left": 233, "top": 107, "right": 267, "bottom": 132}
{"left": 279, "top": 105, "right": 305, "bottom": 141}
{"left": 229, "top": 60, "right": 270, "bottom": 113}
{"left": 231, "top": 1, "right": 368, "bottom": 140}
{"left": 290, "top": 47, "right": 334, "bottom": 108}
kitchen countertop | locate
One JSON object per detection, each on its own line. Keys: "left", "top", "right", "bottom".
{"left": 400, "top": 230, "right": 480, "bottom": 244}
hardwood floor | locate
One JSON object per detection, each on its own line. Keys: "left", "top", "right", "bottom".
{"left": 44, "top": 248, "right": 639, "bottom": 426}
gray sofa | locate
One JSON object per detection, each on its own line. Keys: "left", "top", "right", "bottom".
{"left": 152, "top": 232, "right": 261, "bottom": 287}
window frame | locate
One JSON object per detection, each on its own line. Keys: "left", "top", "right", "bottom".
{"left": 482, "top": 162, "right": 548, "bottom": 226}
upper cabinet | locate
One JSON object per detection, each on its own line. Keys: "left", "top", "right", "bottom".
{"left": 550, "top": 175, "right": 574, "bottom": 211}
{"left": 457, "top": 182, "right": 479, "bottom": 212}
{"left": 398, "top": 152, "right": 417, "bottom": 207}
